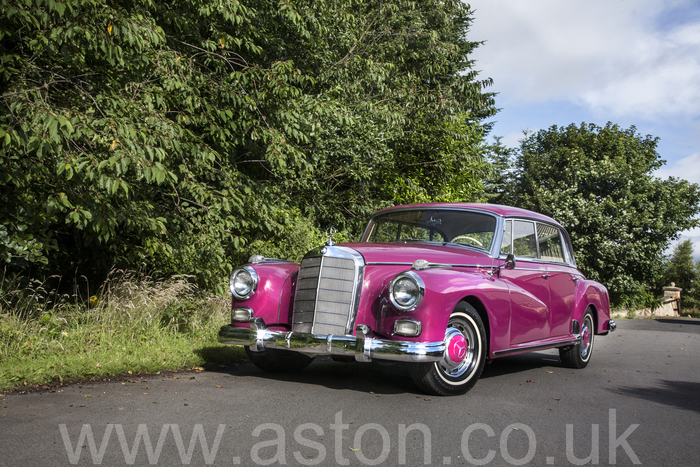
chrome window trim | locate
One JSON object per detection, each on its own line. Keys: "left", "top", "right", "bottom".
{"left": 491, "top": 215, "right": 506, "bottom": 258}
{"left": 497, "top": 217, "right": 578, "bottom": 268}
{"left": 536, "top": 222, "right": 566, "bottom": 264}
{"left": 511, "top": 219, "right": 538, "bottom": 260}
{"left": 359, "top": 209, "right": 579, "bottom": 269}
{"left": 561, "top": 228, "right": 578, "bottom": 267}
{"left": 499, "top": 219, "right": 513, "bottom": 256}
{"left": 498, "top": 257, "right": 579, "bottom": 268}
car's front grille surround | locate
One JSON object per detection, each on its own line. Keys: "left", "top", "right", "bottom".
{"left": 292, "top": 246, "right": 364, "bottom": 335}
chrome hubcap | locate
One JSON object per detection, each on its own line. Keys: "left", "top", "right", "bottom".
{"left": 440, "top": 319, "right": 477, "bottom": 378}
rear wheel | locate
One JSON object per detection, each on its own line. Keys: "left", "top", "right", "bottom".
{"left": 245, "top": 347, "right": 314, "bottom": 373}
{"left": 409, "top": 302, "right": 486, "bottom": 396}
{"left": 560, "top": 309, "right": 595, "bottom": 369}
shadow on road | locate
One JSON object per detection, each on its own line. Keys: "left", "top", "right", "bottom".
{"left": 612, "top": 380, "right": 700, "bottom": 413}
{"left": 655, "top": 318, "right": 700, "bottom": 326}
{"left": 480, "top": 351, "right": 562, "bottom": 379}
{"left": 194, "top": 345, "right": 421, "bottom": 394}
{"left": 194, "top": 345, "right": 571, "bottom": 395}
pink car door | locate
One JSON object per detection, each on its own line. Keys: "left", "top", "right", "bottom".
{"left": 537, "top": 223, "right": 577, "bottom": 337}
{"left": 500, "top": 220, "right": 551, "bottom": 345}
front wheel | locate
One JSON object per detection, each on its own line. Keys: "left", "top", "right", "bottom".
{"left": 245, "top": 347, "right": 314, "bottom": 373}
{"left": 409, "top": 302, "right": 486, "bottom": 396}
{"left": 559, "top": 309, "right": 594, "bottom": 369}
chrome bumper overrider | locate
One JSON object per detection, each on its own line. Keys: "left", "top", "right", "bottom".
{"left": 218, "top": 318, "right": 445, "bottom": 363}
{"left": 608, "top": 319, "right": 617, "bottom": 332}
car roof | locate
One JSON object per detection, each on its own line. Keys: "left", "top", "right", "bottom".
{"left": 375, "top": 203, "right": 561, "bottom": 225}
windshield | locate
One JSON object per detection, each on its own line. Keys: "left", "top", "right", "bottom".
{"left": 361, "top": 209, "right": 497, "bottom": 251}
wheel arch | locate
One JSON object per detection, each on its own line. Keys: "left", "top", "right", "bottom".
{"left": 463, "top": 295, "right": 491, "bottom": 358}
{"left": 587, "top": 303, "right": 599, "bottom": 334}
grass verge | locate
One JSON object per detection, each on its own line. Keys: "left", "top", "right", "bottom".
{"left": 0, "top": 271, "right": 244, "bottom": 393}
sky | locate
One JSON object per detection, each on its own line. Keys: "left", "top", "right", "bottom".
{"left": 467, "top": 0, "right": 700, "bottom": 260}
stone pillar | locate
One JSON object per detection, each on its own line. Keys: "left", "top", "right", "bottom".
{"left": 656, "top": 283, "right": 682, "bottom": 317}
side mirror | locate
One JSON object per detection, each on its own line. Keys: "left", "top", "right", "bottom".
{"left": 504, "top": 254, "right": 516, "bottom": 270}
{"left": 491, "top": 254, "right": 516, "bottom": 277}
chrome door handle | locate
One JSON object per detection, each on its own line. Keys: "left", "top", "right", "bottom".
{"left": 571, "top": 276, "right": 581, "bottom": 282}
{"left": 541, "top": 274, "right": 551, "bottom": 279}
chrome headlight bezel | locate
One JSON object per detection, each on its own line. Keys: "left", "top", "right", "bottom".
{"left": 229, "top": 265, "right": 259, "bottom": 300}
{"left": 389, "top": 270, "right": 425, "bottom": 312}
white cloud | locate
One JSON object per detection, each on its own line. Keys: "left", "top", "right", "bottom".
{"left": 656, "top": 152, "right": 700, "bottom": 184}
{"left": 468, "top": 0, "right": 700, "bottom": 121}
{"left": 496, "top": 130, "right": 531, "bottom": 150}
{"left": 469, "top": 1, "right": 700, "bottom": 260}
{"left": 658, "top": 154, "right": 700, "bottom": 261}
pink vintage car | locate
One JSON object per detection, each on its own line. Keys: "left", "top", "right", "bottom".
{"left": 218, "top": 203, "right": 615, "bottom": 396}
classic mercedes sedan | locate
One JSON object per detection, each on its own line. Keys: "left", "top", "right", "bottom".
{"left": 218, "top": 203, "right": 615, "bottom": 396}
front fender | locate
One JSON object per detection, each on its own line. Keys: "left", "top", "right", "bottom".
{"left": 374, "top": 268, "right": 511, "bottom": 350}
{"left": 230, "top": 263, "right": 299, "bottom": 329}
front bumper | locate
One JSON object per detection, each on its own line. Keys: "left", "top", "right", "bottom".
{"left": 218, "top": 318, "right": 445, "bottom": 363}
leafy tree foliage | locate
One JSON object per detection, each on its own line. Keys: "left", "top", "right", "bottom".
{"left": 481, "top": 135, "right": 516, "bottom": 203}
{"left": 661, "top": 239, "right": 700, "bottom": 310}
{"left": 662, "top": 240, "right": 697, "bottom": 291}
{"left": 490, "top": 123, "right": 700, "bottom": 302}
{"left": 1, "top": 0, "right": 495, "bottom": 289}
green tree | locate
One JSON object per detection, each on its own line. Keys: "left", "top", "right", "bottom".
{"left": 481, "top": 135, "right": 515, "bottom": 202}
{"left": 662, "top": 239, "right": 700, "bottom": 310}
{"left": 491, "top": 123, "right": 700, "bottom": 303}
{"left": 1, "top": 0, "right": 495, "bottom": 289}
{"left": 662, "top": 240, "right": 697, "bottom": 291}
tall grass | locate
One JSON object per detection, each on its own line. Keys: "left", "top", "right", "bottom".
{"left": 0, "top": 270, "right": 243, "bottom": 392}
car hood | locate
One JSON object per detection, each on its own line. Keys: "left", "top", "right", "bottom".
{"left": 340, "top": 242, "right": 493, "bottom": 266}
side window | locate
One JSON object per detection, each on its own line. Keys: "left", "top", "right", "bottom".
{"left": 537, "top": 224, "right": 566, "bottom": 262}
{"left": 513, "top": 221, "right": 537, "bottom": 258}
{"left": 500, "top": 220, "right": 512, "bottom": 255}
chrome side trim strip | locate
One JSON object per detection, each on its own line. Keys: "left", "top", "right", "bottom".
{"left": 248, "top": 256, "right": 295, "bottom": 264}
{"left": 491, "top": 336, "right": 581, "bottom": 357}
{"left": 366, "top": 262, "right": 487, "bottom": 268}
{"left": 218, "top": 322, "right": 445, "bottom": 363}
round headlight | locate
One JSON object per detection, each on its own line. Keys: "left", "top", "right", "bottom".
{"left": 229, "top": 266, "right": 258, "bottom": 300}
{"left": 389, "top": 271, "right": 425, "bottom": 312}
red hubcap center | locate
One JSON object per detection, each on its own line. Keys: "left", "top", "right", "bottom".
{"left": 448, "top": 334, "right": 468, "bottom": 363}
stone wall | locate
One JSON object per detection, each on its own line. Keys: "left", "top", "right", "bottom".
{"left": 609, "top": 283, "right": 682, "bottom": 319}
{"left": 656, "top": 284, "right": 682, "bottom": 317}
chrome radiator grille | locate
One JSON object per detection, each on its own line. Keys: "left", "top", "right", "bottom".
{"left": 292, "top": 246, "right": 363, "bottom": 335}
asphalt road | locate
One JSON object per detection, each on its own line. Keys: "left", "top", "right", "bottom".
{"left": 1, "top": 318, "right": 699, "bottom": 466}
